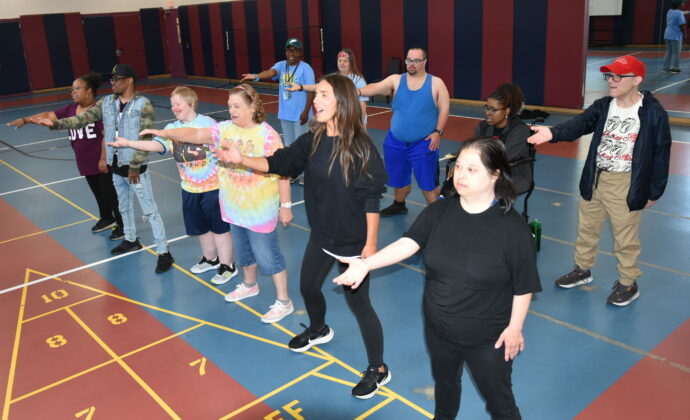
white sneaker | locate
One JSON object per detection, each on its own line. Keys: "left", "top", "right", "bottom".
{"left": 261, "top": 300, "right": 294, "bottom": 323}
{"left": 210, "top": 262, "right": 239, "bottom": 285}
{"left": 224, "top": 282, "right": 260, "bottom": 302}
{"left": 190, "top": 256, "right": 220, "bottom": 274}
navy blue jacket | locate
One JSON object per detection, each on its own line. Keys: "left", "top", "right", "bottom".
{"left": 550, "top": 91, "right": 671, "bottom": 211}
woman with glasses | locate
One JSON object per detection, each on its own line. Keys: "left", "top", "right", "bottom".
{"left": 286, "top": 48, "right": 369, "bottom": 125}
{"left": 474, "top": 83, "right": 532, "bottom": 194}
{"left": 7, "top": 72, "right": 123, "bottom": 239}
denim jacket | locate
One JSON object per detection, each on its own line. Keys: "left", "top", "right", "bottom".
{"left": 52, "top": 93, "right": 154, "bottom": 171}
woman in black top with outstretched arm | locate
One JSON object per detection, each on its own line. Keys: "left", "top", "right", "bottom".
{"left": 216, "top": 73, "right": 391, "bottom": 400}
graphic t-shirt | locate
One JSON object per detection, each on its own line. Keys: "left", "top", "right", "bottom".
{"left": 154, "top": 114, "right": 217, "bottom": 193}
{"left": 271, "top": 60, "right": 315, "bottom": 122}
{"left": 54, "top": 103, "right": 104, "bottom": 176}
{"left": 597, "top": 94, "right": 643, "bottom": 172}
{"left": 210, "top": 121, "right": 283, "bottom": 233}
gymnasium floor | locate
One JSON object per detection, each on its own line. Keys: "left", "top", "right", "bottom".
{"left": 0, "top": 50, "right": 689, "bottom": 419}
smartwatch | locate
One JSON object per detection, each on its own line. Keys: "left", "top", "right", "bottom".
{"left": 254, "top": 74, "right": 260, "bottom": 82}
{"left": 433, "top": 128, "right": 443, "bottom": 135}
{"left": 280, "top": 202, "right": 292, "bottom": 209}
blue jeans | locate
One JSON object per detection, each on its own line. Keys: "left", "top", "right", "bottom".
{"left": 280, "top": 119, "right": 310, "bottom": 147}
{"left": 231, "top": 224, "right": 286, "bottom": 275}
{"left": 112, "top": 172, "right": 168, "bottom": 254}
{"left": 663, "top": 39, "right": 681, "bottom": 70}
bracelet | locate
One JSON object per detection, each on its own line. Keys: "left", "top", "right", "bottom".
{"left": 254, "top": 74, "right": 260, "bottom": 82}
{"left": 280, "top": 202, "right": 292, "bottom": 209}
{"left": 299, "top": 84, "right": 304, "bottom": 91}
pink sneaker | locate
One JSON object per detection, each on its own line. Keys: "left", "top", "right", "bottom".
{"left": 260, "top": 300, "right": 294, "bottom": 323}
{"left": 224, "top": 282, "right": 259, "bottom": 302}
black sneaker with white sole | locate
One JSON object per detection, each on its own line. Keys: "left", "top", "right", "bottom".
{"left": 352, "top": 363, "right": 391, "bottom": 399}
{"left": 555, "top": 266, "right": 593, "bottom": 288}
{"left": 109, "top": 226, "right": 125, "bottom": 241}
{"left": 155, "top": 252, "right": 174, "bottom": 273}
{"left": 111, "top": 238, "right": 143, "bottom": 255}
{"left": 606, "top": 281, "right": 640, "bottom": 306}
{"left": 92, "top": 218, "right": 117, "bottom": 232}
{"left": 288, "top": 324, "right": 334, "bottom": 352}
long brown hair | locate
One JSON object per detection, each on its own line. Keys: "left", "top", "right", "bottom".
{"left": 228, "top": 83, "right": 266, "bottom": 123}
{"left": 310, "top": 73, "right": 373, "bottom": 186}
{"left": 338, "top": 49, "right": 363, "bottom": 78}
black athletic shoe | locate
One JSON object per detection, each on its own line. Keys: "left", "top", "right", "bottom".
{"left": 92, "top": 218, "right": 117, "bottom": 233}
{"left": 380, "top": 201, "right": 408, "bottom": 217}
{"left": 110, "top": 238, "right": 143, "bottom": 255}
{"left": 288, "top": 323, "right": 334, "bottom": 352}
{"left": 606, "top": 281, "right": 640, "bottom": 306}
{"left": 109, "top": 227, "right": 125, "bottom": 241}
{"left": 155, "top": 252, "right": 174, "bottom": 273}
{"left": 352, "top": 363, "right": 392, "bottom": 399}
{"left": 555, "top": 266, "right": 593, "bottom": 288}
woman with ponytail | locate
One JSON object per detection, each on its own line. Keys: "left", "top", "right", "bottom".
{"left": 334, "top": 136, "right": 541, "bottom": 420}
{"left": 475, "top": 83, "right": 532, "bottom": 194}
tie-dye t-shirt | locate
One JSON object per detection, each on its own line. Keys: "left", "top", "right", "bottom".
{"left": 210, "top": 121, "right": 283, "bottom": 233}
{"left": 154, "top": 114, "right": 217, "bottom": 193}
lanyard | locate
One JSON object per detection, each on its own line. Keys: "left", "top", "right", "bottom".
{"left": 115, "top": 99, "right": 129, "bottom": 137}
{"left": 284, "top": 62, "right": 300, "bottom": 85}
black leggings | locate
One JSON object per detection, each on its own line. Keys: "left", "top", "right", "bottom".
{"left": 85, "top": 172, "right": 122, "bottom": 227}
{"left": 425, "top": 323, "right": 521, "bottom": 420}
{"left": 300, "top": 238, "right": 384, "bottom": 367}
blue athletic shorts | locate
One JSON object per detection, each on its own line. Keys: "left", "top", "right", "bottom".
{"left": 182, "top": 189, "right": 230, "bottom": 236}
{"left": 383, "top": 130, "right": 439, "bottom": 191}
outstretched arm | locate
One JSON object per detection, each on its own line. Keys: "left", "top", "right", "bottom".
{"left": 7, "top": 111, "right": 57, "bottom": 129}
{"left": 139, "top": 127, "right": 213, "bottom": 145}
{"left": 359, "top": 74, "right": 399, "bottom": 98}
{"left": 109, "top": 137, "right": 165, "bottom": 153}
{"left": 333, "top": 237, "right": 420, "bottom": 289}
{"left": 240, "top": 68, "right": 279, "bottom": 83}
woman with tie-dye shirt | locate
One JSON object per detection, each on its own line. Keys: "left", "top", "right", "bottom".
{"left": 109, "top": 87, "right": 237, "bottom": 284}
{"left": 139, "top": 84, "right": 295, "bottom": 324}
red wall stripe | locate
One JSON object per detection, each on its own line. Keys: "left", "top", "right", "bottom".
{"left": 380, "top": 0, "right": 404, "bottom": 75}
{"left": 429, "top": 0, "right": 455, "bottom": 97}
{"left": 285, "top": 0, "right": 303, "bottom": 40}
{"left": 480, "top": 0, "right": 514, "bottom": 99}
{"left": 187, "top": 5, "right": 205, "bottom": 75}
{"left": 231, "top": 1, "right": 249, "bottom": 76}
{"left": 19, "top": 15, "right": 54, "bottom": 90}
{"left": 113, "top": 13, "right": 149, "bottom": 78}
{"left": 543, "top": 0, "right": 586, "bottom": 108}
{"left": 632, "top": 0, "right": 657, "bottom": 44}
{"left": 307, "top": 0, "right": 323, "bottom": 76}
{"left": 208, "top": 3, "right": 226, "bottom": 78}
{"left": 63, "top": 13, "right": 90, "bottom": 78}
{"left": 340, "top": 0, "right": 362, "bottom": 69}
{"left": 256, "top": 0, "right": 275, "bottom": 70}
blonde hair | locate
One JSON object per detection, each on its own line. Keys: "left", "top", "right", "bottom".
{"left": 229, "top": 84, "right": 266, "bottom": 123}
{"left": 171, "top": 86, "right": 199, "bottom": 111}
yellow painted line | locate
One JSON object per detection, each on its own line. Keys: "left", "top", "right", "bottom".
{"left": 0, "top": 218, "right": 93, "bottom": 245}
{"left": 218, "top": 360, "right": 334, "bottom": 420}
{"left": 354, "top": 396, "right": 397, "bottom": 420}
{"left": 22, "top": 293, "right": 105, "bottom": 323}
{"left": 1, "top": 270, "right": 30, "bottom": 420}
{"left": 65, "top": 307, "right": 181, "bottom": 419}
{"left": 11, "top": 323, "right": 205, "bottom": 404}
{"left": 0, "top": 159, "right": 97, "bottom": 219}
{"left": 147, "top": 169, "right": 180, "bottom": 185}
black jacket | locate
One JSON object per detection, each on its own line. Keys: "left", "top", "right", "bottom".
{"left": 267, "top": 131, "right": 387, "bottom": 255}
{"left": 475, "top": 118, "right": 532, "bottom": 194}
{"left": 550, "top": 91, "right": 671, "bottom": 211}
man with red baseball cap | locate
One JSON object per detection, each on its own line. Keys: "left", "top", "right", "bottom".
{"left": 528, "top": 55, "right": 672, "bottom": 306}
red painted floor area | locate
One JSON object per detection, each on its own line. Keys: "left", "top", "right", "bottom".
{"left": 0, "top": 198, "right": 275, "bottom": 419}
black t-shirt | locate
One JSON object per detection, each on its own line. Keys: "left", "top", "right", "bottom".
{"left": 403, "top": 197, "right": 541, "bottom": 346}
{"left": 267, "top": 132, "right": 387, "bottom": 255}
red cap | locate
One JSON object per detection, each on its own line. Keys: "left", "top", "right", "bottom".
{"left": 600, "top": 55, "right": 645, "bottom": 79}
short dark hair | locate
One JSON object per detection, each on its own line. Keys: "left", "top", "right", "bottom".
{"left": 407, "top": 46, "right": 428, "bottom": 60}
{"left": 488, "top": 83, "right": 525, "bottom": 119}
{"left": 457, "top": 136, "right": 517, "bottom": 212}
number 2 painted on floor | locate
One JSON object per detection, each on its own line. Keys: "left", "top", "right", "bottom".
{"left": 75, "top": 406, "right": 95, "bottom": 419}
{"left": 189, "top": 357, "right": 207, "bottom": 376}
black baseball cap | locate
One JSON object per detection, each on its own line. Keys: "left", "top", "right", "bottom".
{"left": 110, "top": 64, "right": 137, "bottom": 81}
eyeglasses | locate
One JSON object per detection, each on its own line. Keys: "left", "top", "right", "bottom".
{"left": 482, "top": 105, "right": 506, "bottom": 113}
{"left": 110, "top": 76, "right": 127, "bottom": 83}
{"left": 404, "top": 58, "right": 426, "bottom": 65}
{"left": 602, "top": 73, "right": 637, "bottom": 82}
{"left": 70, "top": 86, "right": 86, "bottom": 93}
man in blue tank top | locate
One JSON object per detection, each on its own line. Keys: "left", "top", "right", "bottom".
{"left": 360, "top": 47, "right": 450, "bottom": 216}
